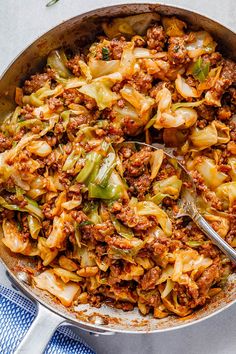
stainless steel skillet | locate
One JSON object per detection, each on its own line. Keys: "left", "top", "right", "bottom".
{"left": 0, "top": 3, "right": 236, "bottom": 354}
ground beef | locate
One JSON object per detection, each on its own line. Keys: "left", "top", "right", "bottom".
{"left": 140, "top": 266, "right": 161, "bottom": 290}
{"left": 23, "top": 69, "right": 55, "bottom": 95}
{"left": 20, "top": 104, "right": 35, "bottom": 120}
{"left": 226, "top": 204, "right": 236, "bottom": 246}
{"left": 124, "top": 147, "right": 151, "bottom": 177}
{"left": 67, "top": 114, "right": 89, "bottom": 133}
{"left": 190, "top": 170, "right": 223, "bottom": 210}
{"left": 196, "top": 104, "right": 215, "bottom": 121}
{"left": 230, "top": 121, "right": 236, "bottom": 141}
{"left": 168, "top": 36, "right": 189, "bottom": 65}
{"left": 132, "top": 35, "right": 146, "bottom": 47}
{"left": 128, "top": 71, "right": 153, "bottom": 94}
{"left": 79, "top": 93, "right": 97, "bottom": 111}
{"left": 0, "top": 133, "right": 12, "bottom": 152}
{"left": 147, "top": 25, "right": 166, "bottom": 51}
{"left": 109, "top": 37, "right": 127, "bottom": 59}
{"left": 202, "top": 52, "right": 222, "bottom": 66}
{"left": 47, "top": 97, "right": 64, "bottom": 112}
{"left": 221, "top": 59, "right": 236, "bottom": 83}
{"left": 126, "top": 173, "right": 152, "bottom": 198}
{"left": 116, "top": 206, "right": 156, "bottom": 231}
{"left": 227, "top": 141, "right": 236, "bottom": 155}
{"left": 8, "top": 195, "right": 27, "bottom": 208}
{"left": 206, "top": 59, "right": 236, "bottom": 105}
{"left": 199, "top": 243, "right": 220, "bottom": 259}
{"left": 197, "top": 263, "right": 220, "bottom": 297}
{"left": 66, "top": 55, "right": 81, "bottom": 76}
{"left": 71, "top": 210, "right": 88, "bottom": 223}
{"left": 229, "top": 87, "right": 236, "bottom": 103}
{"left": 177, "top": 283, "right": 200, "bottom": 308}
{"left": 21, "top": 214, "right": 31, "bottom": 240}
{"left": 217, "top": 106, "right": 232, "bottom": 121}
{"left": 62, "top": 88, "right": 81, "bottom": 106}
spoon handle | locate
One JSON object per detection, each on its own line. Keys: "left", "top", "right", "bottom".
{"left": 193, "top": 212, "right": 236, "bottom": 264}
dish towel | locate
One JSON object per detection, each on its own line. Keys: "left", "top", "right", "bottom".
{"left": 0, "top": 284, "right": 96, "bottom": 354}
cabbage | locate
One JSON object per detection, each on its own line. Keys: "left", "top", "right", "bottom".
{"left": 75, "top": 247, "right": 96, "bottom": 267}
{"left": 46, "top": 211, "right": 72, "bottom": 248}
{"left": 79, "top": 78, "right": 120, "bottom": 110}
{"left": 197, "top": 66, "right": 222, "bottom": 92}
{"left": 185, "top": 31, "right": 217, "bottom": 58}
{"left": 205, "top": 91, "right": 221, "bottom": 106}
{"left": 52, "top": 268, "right": 82, "bottom": 283}
{"left": 171, "top": 99, "right": 205, "bottom": 111}
{"left": 153, "top": 175, "right": 182, "bottom": 200}
{"left": 216, "top": 182, "right": 236, "bottom": 209}
{"left": 153, "top": 87, "right": 198, "bottom": 129}
{"left": 175, "top": 74, "right": 198, "bottom": 98}
{"left": 78, "top": 60, "right": 92, "bottom": 81}
{"left": 37, "top": 237, "right": 58, "bottom": 266}
{"left": 135, "top": 256, "right": 154, "bottom": 269}
{"left": 162, "top": 294, "right": 192, "bottom": 317}
{"left": 102, "top": 13, "right": 160, "bottom": 38}
{"left": 174, "top": 107, "right": 198, "bottom": 128}
{"left": 89, "top": 59, "right": 120, "bottom": 78}
{"left": 47, "top": 49, "right": 71, "bottom": 78}
{"left": 154, "top": 108, "right": 197, "bottom": 129}
{"left": 120, "top": 85, "right": 154, "bottom": 115}
{"left": 156, "top": 264, "right": 174, "bottom": 285}
{"left": 190, "top": 121, "right": 230, "bottom": 150}
{"left": 192, "top": 57, "right": 210, "bottom": 83}
{"left": 228, "top": 157, "right": 236, "bottom": 181}
{"left": 162, "top": 16, "right": 186, "bottom": 37}
{"left": 28, "top": 215, "right": 41, "bottom": 239}
{"left": 150, "top": 149, "right": 164, "bottom": 180}
{"left": 2, "top": 219, "right": 29, "bottom": 253}
{"left": 62, "top": 199, "right": 82, "bottom": 210}
{"left": 204, "top": 213, "right": 230, "bottom": 238}
{"left": 135, "top": 201, "right": 172, "bottom": 236}
{"left": 119, "top": 43, "right": 136, "bottom": 77}
{"left": 133, "top": 48, "right": 154, "bottom": 58}
{"left": 110, "top": 215, "right": 134, "bottom": 240}
{"left": 62, "top": 148, "right": 82, "bottom": 171}
{"left": 27, "top": 140, "right": 52, "bottom": 157}
{"left": 190, "top": 123, "right": 218, "bottom": 150}
{"left": 23, "top": 84, "right": 63, "bottom": 107}
{"left": 214, "top": 121, "right": 230, "bottom": 144}
{"left": 58, "top": 255, "right": 78, "bottom": 271}
{"left": 64, "top": 77, "right": 87, "bottom": 89}
{"left": 119, "top": 264, "right": 144, "bottom": 280}
{"left": 196, "top": 157, "right": 227, "bottom": 189}
{"left": 33, "top": 270, "right": 80, "bottom": 306}
{"left": 112, "top": 102, "right": 139, "bottom": 128}
{"left": 24, "top": 197, "right": 44, "bottom": 219}
{"left": 161, "top": 279, "right": 174, "bottom": 299}
{"left": 172, "top": 249, "right": 212, "bottom": 281}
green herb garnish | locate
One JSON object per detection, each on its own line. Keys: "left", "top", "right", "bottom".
{"left": 79, "top": 220, "right": 94, "bottom": 227}
{"left": 192, "top": 57, "right": 210, "bottom": 83}
{"left": 102, "top": 47, "right": 110, "bottom": 61}
{"left": 46, "top": 0, "right": 59, "bottom": 7}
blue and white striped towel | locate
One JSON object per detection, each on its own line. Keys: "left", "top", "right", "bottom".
{"left": 0, "top": 284, "right": 96, "bottom": 354}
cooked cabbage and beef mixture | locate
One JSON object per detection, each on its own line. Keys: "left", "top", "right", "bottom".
{"left": 1, "top": 13, "right": 236, "bottom": 318}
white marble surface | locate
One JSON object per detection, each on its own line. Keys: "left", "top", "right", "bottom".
{"left": 0, "top": 1, "right": 236, "bottom": 353}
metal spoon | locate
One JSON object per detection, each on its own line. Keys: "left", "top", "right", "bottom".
{"left": 125, "top": 141, "right": 236, "bottom": 264}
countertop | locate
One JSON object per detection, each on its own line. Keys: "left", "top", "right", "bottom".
{"left": 0, "top": 1, "right": 236, "bottom": 353}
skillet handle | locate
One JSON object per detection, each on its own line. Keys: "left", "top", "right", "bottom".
{"left": 15, "top": 302, "right": 65, "bottom": 354}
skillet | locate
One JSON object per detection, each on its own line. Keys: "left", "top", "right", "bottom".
{"left": 0, "top": 3, "right": 236, "bottom": 353}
